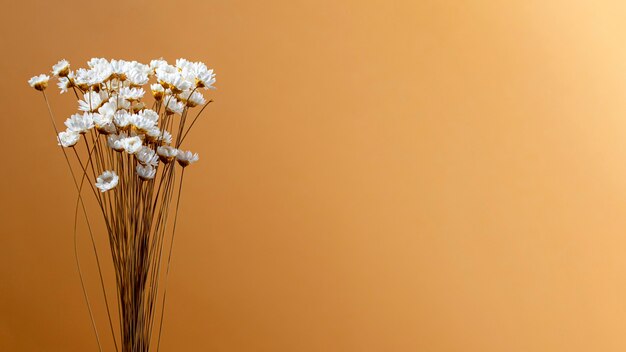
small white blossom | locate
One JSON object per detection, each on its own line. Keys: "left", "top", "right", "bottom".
{"left": 52, "top": 59, "right": 70, "bottom": 77}
{"left": 175, "top": 58, "right": 194, "bottom": 71}
{"left": 79, "top": 91, "right": 108, "bottom": 112}
{"left": 110, "top": 59, "right": 129, "bottom": 78}
{"left": 126, "top": 64, "right": 150, "bottom": 86}
{"left": 122, "top": 136, "right": 143, "bottom": 154}
{"left": 136, "top": 146, "right": 159, "bottom": 166}
{"left": 57, "top": 130, "right": 80, "bottom": 147}
{"left": 159, "top": 130, "right": 173, "bottom": 144}
{"left": 130, "top": 113, "right": 156, "bottom": 131}
{"left": 136, "top": 164, "right": 157, "bottom": 180}
{"left": 113, "top": 110, "right": 132, "bottom": 128}
{"left": 150, "top": 59, "right": 168, "bottom": 72}
{"left": 176, "top": 150, "right": 199, "bottom": 167}
{"left": 98, "top": 101, "right": 117, "bottom": 120}
{"left": 87, "top": 58, "right": 109, "bottom": 69}
{"left": 65, "top": 113, "right": 94, "bottom": 134}
{"left": 150, "top": 83, "right": 165, "bottom": 100}
{"left": 87, "top": 112, "right": 110, "bottom": 127}
{"left": 75, "top": 68, "right": 106, "bottom": 87}
{"left": 157, "top": 145, "right": 178, "bottom": 163}
{"left": 107, "top": 133, "right": 127, "bottom": 151}
{"left": 57, "top": 77, "right": 71, "bottom": 94}
{"left": 196, "top": 70, "right": 216, "bottom": 89}
{"left": 119, "top": 87, "right": 145, "bottom": 101}
{"left": 179, "top": 89, "right": 206, "bottom": 107}
{"left": 28, "top": 74, "right": 50, "bottom": 91}
{"left": 95, "top": 170, "right": 119, "bottom": 192}
{"left": 165, "top": 97, "right": 184, "bottom": 115}
{"left": 167, "top": 73, "right": 192, "bottom": 93}
{"left": 97, "top": 123, "right": 117, "bottom": 135}
{"left": 139, "top": 109, "right": 159, "bottom": 123}
{"left": 108, "top": 95, "right": 131, "bottom": 111}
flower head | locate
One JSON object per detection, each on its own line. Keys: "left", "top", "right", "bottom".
{"left": 196, "top": 70, "right": 216, "bottom": 89}
{"left": 139, "top": 109, "right": 159, "bottom": 123}
{"left": 28, "top": 74, "right": 50, "bottom": 91}
{"left": 119, "top": 87, "right": 145, "bottom": 101}
{"left": 150, "top": 83, "right": 165, "bottom": 101}
{"left": 52, "top": 59, "right": 70, "bottom": 77}
{"left": 157, "top": 145, "right": 177, "bottom": 163}
{"left": 95, "top": 171, "right": 119, "bottom": 192}
{"left": 113, "top": 110, "right": 132, "bottom": 129}
{"left": 136, "top": 164, "right": 156, "bottom": 180}
{"left": 165, "top": 97, "right": 184, "bottom": 115}
{"left": 107, "top": 133, "right": 127, "bottom": 152}
{"left": 57, "top": 131, "right": 80, "bottom": 147}
{"left": 179, "top": 89, "right": 206, "bottom": 107}
{"left": 136, "top": 146, "right": 159, "bottom": 166}
{"left": 79, "top": 91, "right": 108, "bottom": 112}
{"left": 122, "top": 136, "right": 143, "bottom": 154}
{"left": 65, "top": 113, "right": 94, "bottom": 134}
{"left": 129, "top": 113, "right": 156, "bottom": 132}
{"left": 57, "top": 76, "right": 75, "bottom": 94}
{"left": 176, "top": 150, "right": 199, "bottom": 167}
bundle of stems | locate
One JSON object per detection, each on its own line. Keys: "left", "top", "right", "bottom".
{"left": 29, "top": 57, "right": 215, "bottom": 352}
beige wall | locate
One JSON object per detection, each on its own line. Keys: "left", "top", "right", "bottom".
{"left": 3, "top": 0, "right": 626, "bottom": 350}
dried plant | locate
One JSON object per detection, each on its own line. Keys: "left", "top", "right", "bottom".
{"left": 29, "top": 57, "right": 215, "bottom": 352}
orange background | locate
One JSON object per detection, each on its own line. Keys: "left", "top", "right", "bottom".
{"left": 3, "top": 0, "right": 626, "bottom": 351}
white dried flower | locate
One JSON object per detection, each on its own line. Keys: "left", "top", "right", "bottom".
{"left": 119, "top": 87, "right": 145, "bottom": 101}
{"left": 110, "top": 59, "right": 129, "bottom": 79}
{"left": 57, "top": 76, "right": 72, "bottom": 94}
{"left": 97, "top": 123, "right": 117, "bottom": 135}
{"left": 98, "top": 101, "right": 117, "bottom": 120}
{"left": 136, "top": 146, "right": 159, "bottom": 166}
{"left": 150, "top": 83, "right": 165, "bottom": 100}
{"left": 95, "top": 170, "right": 119, "bottom": 192}
{"left": 136, "top": 164, "right": 157, "bottom": 180}
{"left": 179, "top": 89, "right": 206, "bottom": 107}
{"left": 28, "top": 74, "right": 50, "bottom": 91}
{"left": 164, "top": 97, "right": 184, "bottom": 115}
{"left": 75, "top": 68, "right": 106, "bottom": 87}
{"left": 175, "top": 58, "right": 193, "bottom": 71}
{"left": 65, "top": 113, "right": 94, "bottom": 134}
{"left": 155, "top": 64, "right": 178, "bottom": 79}
{"left": 52, "top": 59, "right": 70, "bottom": 77}
{"left": 122, "top": 136, "right": 143, "bottom": 154}
{"left": 108, "top": 95, "right": 131, "bottom": 111}
{"left": 176, "top": 150, "right": 199, "bottom": 167}
{"left": 167, "top": 73, "right": 192, "bottom": 93}
{"left": 79, "top": 91, "right": 108, "bottom": 112}
{"left": 126, "top": 64, "right": 149, "bottom": 86}
{"left": 150, "top": 59, "right": 168, "bottom": 72}
{"left": 159, "top": 130, "right": 172, "bottom": 144}
{"left": 196, "top": 70, "right": 216, "bottom": 89}
{"left": 87, "top": 58, "right": 109, "bottom": 69}
{"left": 87, "top": 112, "right": 109, "bottom": 127}
{"left": 157, "top": 145, "right": 178, "bottom": 163}
{"left": 139, "top": 109, "right": 159, "bottom": 123}
{"left": 107, "top": 133, "right": 127, "bottom": 151}
{"left": 113, "top": 110, "right": 132, "bottom": 129}
{"left": 57, "top": 130, "right": 80, "bottom": 147}
{"left": 130, "top": 113, "right": 156, "bottom": 131}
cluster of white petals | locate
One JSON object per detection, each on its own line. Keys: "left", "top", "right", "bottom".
{"left": 30, "top": 57, "right": 214, "bottom": 191}
{"left": 96, "top": 171, "right": 119, "bottom": 192}
{"left": 28, "top": 74, "right": 50, "bottom": 91}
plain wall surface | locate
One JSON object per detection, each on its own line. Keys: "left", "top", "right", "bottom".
{"left": 3, "top": 0, "right": 626, "bottom": 351}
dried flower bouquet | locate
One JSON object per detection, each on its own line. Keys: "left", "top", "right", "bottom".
{"left": 29, "top": 57, "right": 216, "bottom": 352}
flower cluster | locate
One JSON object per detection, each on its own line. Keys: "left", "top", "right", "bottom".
{"left": 29, "top": 57, "right": 215, "bottom": 350}
{"left": 29, "top": 58, "right": 212, "bottom": 192}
